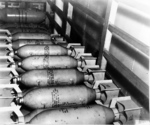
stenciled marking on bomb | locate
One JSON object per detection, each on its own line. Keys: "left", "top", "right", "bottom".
{"left": 51, "top": 88, "right": 59, "bottom": 107}
{"left": 43, "top": 56, "right": 49, "bottom": 68}
{"left": 36, "top": 79, "right": 42, "bottom": 86}
{"left": 60, "top": 108, "right": 69, "bottom": 113}
{"left": 35, "top": 40, "right": 44, "bottom": 45}
{"left": 44, "top": 45, "right": 50, "bottom": 55}
{"left": 29, "top": 52, "right": 33, "bottom": 56}
{"left": 61, "top": 102, "right": 77, "bottom": 107}
{"left": 26, "top": 40, "right": 33, "bottom": 44}
{"left": 47, "top": 70, "right": 55, "bottom": 85}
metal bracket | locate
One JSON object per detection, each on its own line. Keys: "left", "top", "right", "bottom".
{"left": 0, "top": 106, "right": 24, "bottom": 124}
{"left": 0, "top": 29, "right": 11, "bottom": 36}
{"left": 93, "top": 79, "right": 112, "bottom": 89}
{"left": 75, "top": 53, "right": 92, "bottom": 59}
{"left": 99, "top": 82, "right": 120, "bottom": 106}
{"left": 0, "top": 36, "right": 12, "bottom": 42}
{"left": 66, "top": 43, "right": 81, "bottom": 48}
{"left": 0, "top": 84, "right": 22, "bottom": 107}
{"left": 80, "top": 65, "right": 100, "bottom": 72}
{"left": 0, "top": 45, "right": 13, "bottom": 57}
{"left": 0, "top": 68, "right": 19, "bottom": 84}
{"left": 84, "top": 69, "right": 106, "bottom": 88}
{"left": 110, "top": 96, "right": 142, "bottom": 124}
{"left": 0, "top": 56, "right": 15, "bottom": 68}
{"left": 79, "top": 56, "right": 97, "bottom": 68}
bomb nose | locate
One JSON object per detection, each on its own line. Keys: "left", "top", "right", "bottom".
{"left": 7, "top": 42, "right": 12, "bottom": 46}
{"left": 7, "top": 51, "right": 14, "bottom": 57}
{"left": 17, "top": 62, "right": 22, "bottom": 67}
{"left": 15, "top": 50, "right": 17, "bottom": 54}
{"left": 12, "top": 77, "right": 21, "bottom": 84}
{"left": 9, "top": 63, "right": 16, "bottom": 68}
{"left": 15, "top": 97, "right": 23, "bottom": 105}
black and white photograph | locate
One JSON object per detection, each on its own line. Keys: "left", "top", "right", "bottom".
{"left": 0, "top": 0, "right": 149, "bottom": 125}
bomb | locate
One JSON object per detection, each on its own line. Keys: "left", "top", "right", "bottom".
{"left": 12, "top": 32, "right": 51, "bottom": 41}
{"left": 7, "top": 28, "right": 49, "bottom": 35}
{"left": 29, "top": 104, "right": 115, "bottom": 124}
{"left": 24, "top": 109, "right": 46, "bottom": 123}
{"left": 15, "top": 45, "right": 73, "bottom": 58}
{"left": 0, "top": 23, "right": 47, "bottom": 30}
{"left": 8, "top": 39, "right": 77, "bottom": 50}
{"left": 0, "top": 8, "right": 46, "bottom": 23}
{"left": 24, "top": 108, "right": 62, "bottom": 123}
{"left": 17, "top": 85, "right": 102, "bottom": 109}
{"left": 15, "top": 69, "right": 93, "bottom": 87}
{"left": 1, "top": 32, "right": 51, "bottom": 41}
{"left": 16, "top": 56, "right": 84, "bottom": 70}
{"left": 9, "top": 39, "right": 54, "bottom": 50}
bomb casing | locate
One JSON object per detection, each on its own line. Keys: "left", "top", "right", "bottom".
{"left": 29, "top": 104, "right": 115, "bottom": 124}
{"left": 16, "top": 45, "right": 72, "bottom": 58}
{"left": 17, "top": 55, "right": 82, "bottom": 70}
{"left": 0, "top": 23, "right": 47, "bottom": 30}
{"left": 11, "top": 39, "right": 54, "bottom": 50}
{"left": 0, "top": 8, "right": 46, "bottom": 23}
{"left": 24, "top": 109, "right": 46, "bottom": 123}
{"left": 8, "top": 28, "right": 49, "bottom": 35}
{"left": 12, "top": 32, "right": 51, "bottom": 41}
{"left": 18, "top": 85, "right": 101, "bottom": 109}
{"left": 9, "top": 39, "right": 73, "bottom": 50}
{"left": 17, "top": 69, "right": 91, "bottom": 87}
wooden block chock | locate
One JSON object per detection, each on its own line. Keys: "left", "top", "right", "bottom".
{"left": 0, "top": 68, "right": 18, "bottom": 79}
{"left": 110, "top": 96, "right": 142, "bottom": 125}
{"left": 70, "top": 45, "right": 85, "bottom": 57}
{"left": 83, "top": 69, "right": 105, "bottom": 88}
{"left": 0, "top": 84, "right": 22, "bottom": 107}
{"left": 65, "top": 43, "right": 81, "bottom": 48}
{"left": 0, "top": 29, "right": 12, "bottom": 42}
{"left": 78, "top": 56, "right": 98, "bottom": 69}
{"left": 0, "top": 56, "right": 15, "bottom": 68}
{"left": 65, "top": 45, "right": 85, "bottom": 58}
{"left": 93, "top": 80, "right": 120, "bottom": 106}
{"left": 0, "top": 67, "right": 19, "bottom": 85}
{"left": 0, "top": 45, "right": 13, "bottom": 57}
{"left": 0, "top": 29, "right": 11, "bottom": 36}
{"left": 0, "top": 106, "right": 24, "bottom": 124}
{"left": 51, "top": 34, "right": 67, "bottom": 43}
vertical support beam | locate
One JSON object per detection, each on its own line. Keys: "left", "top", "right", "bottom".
{"left": 54, "top": 0, "right": 64, "bottom": 34}
{"left": 48, "top": 0, "right": 55, "bottom": 34}
{"left": 65, "top": 2, "right": 73, "bottom": 37}
{"left": 43, "top": 2, "right": 47, "bottom": 11}
{"left": 82, "top": 0, "right": 90, "bottom": 46}
{"left": 45, "top": 1, "right": 51, "bottom": 29}
{"left": 62, "top": 0, "right": 68, "bottom": 36}
{"left": 97, "top": 0, "right": 118, "bottom": 70}
{"left": 53, "top": 0, "right": 58, "bottom": 34}
{"left": 5, "top": 1, "right": 8, "bottom": 8}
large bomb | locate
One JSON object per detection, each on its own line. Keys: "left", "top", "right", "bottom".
{"left": 15, "top": 45, "right": 73, "bottom": 58}
{"left": 16, "top": 69, "right": 93, "bottom": 87}
{"left": 9, "top": 39, "right": 53, "bottom": 50}
{"left": 16, "top": 56, "right": 84, "bottom": 70}
{"left": 9, "top": 39, "right": 76, "bottom": 50}
{"left": 17, "top": 85, "right": 101, "bottom": 109}
{"left": 29, "top": 104, "right": 115, "bottom": 124}
{"left": 0, "top": 23, "right": 47, "bottom": 30}
{"left": 0, "top": 8, "right": 46, "bottom": 23}
{"left": 25, "top": 109, "right": 46, "bottom": 123}
{"left": 7, "top": 28, "right": 49, "bottom": 35}
{"left": 12, "top": 32, "right": 51, "bottom": 41}
{"left": 1, "top": 32, "right": 51, "bottom": 41}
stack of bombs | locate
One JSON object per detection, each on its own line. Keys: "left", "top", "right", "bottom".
{"left": 0, "top": 8, "right": 140, "bottom": 125}
{"left": 12, "top": 41, "right": 119, "bottom": 124}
